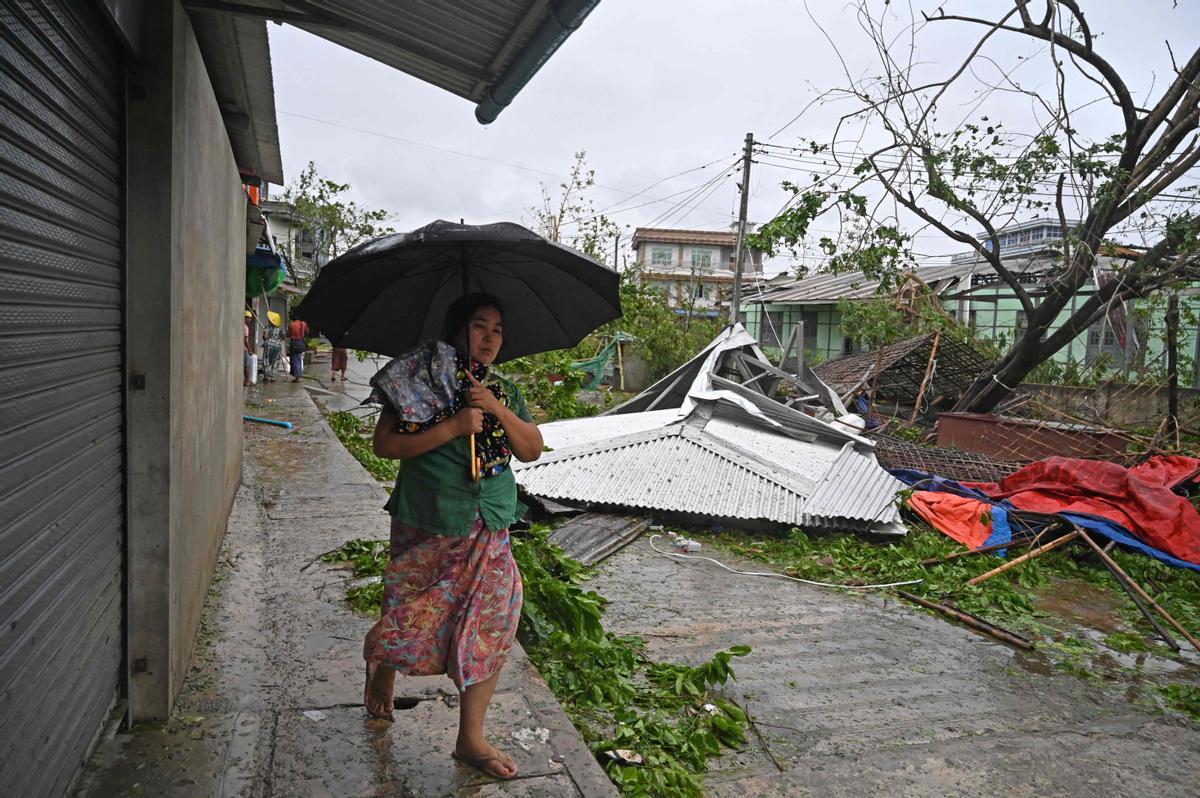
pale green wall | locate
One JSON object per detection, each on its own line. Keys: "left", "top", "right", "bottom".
{"left": 747, "top": 288, "right": 1200, "bottom": 384}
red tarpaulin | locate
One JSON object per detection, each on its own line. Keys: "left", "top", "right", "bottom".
{"left": 967, "top": 455, "right": 1200, "bottom": 565}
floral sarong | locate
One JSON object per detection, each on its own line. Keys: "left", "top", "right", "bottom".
{"left": 363, "top": 514, "right": 523, "bottom": 691}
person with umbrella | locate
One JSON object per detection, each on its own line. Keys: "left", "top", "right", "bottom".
{"left": 296, "top": 221, "right": 620, "bottom": 781}
{"left": 358, "top": 293, "right": 540, "bottom": 779}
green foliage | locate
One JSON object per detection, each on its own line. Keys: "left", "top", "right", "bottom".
{"left": 321, "top": 538, "right": 388, "bottom": 613}
{"left": 511, "top": 525, "right": 752, "bottom": 797}
{"left": 1159, "top": 684, "right": 1200, "bottom": 721}
{"left": 326, "top": 410, "right": 399, "bottom": 483}
{"left": 528, "top": 151, "right": 620, "bottom": 264}
{"left": 836, "top": 291, "right": 973, "bottom": 352}
{"left": 1023, "top": 357, "right": 1112, "bottom": 388}
{"left": 322, "top": 522, "right": 752, "bottom": 796}
{"left": 282, "top": 161, "right": 394, "bottom": 279}
{"left": 505, "top": 350, "right": 599, "bottom": 422}
{"left": 747, "top": 185, "right": 912, "bottom": 287}
{"left": 605, "top": 269, "right": 725, "bottom": 380}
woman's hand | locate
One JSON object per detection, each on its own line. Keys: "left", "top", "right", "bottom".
{"left": 465, "top": 372, "right": 503, "bottom": 416}
{"left": 452, "top": 406, "right": 484, "bottom": 437}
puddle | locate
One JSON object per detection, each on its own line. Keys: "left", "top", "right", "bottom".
{"left": 1007, "top": 577, "right": 1200, "bottom": 698}
{"left": 1034, "top": 577, "right": 1124, "bottom": 634}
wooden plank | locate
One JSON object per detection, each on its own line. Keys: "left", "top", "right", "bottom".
{"left": 547, "top": 513, "right": 651, "bottom": 566}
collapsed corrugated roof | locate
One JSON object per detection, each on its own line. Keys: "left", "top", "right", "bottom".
{"left": 513, "top": 325, "right": 906, "bottom": 534}
{"left": 813, "top": 332, "right": 990, "bottom": 405}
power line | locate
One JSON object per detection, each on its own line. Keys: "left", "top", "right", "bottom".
{"left": 751, "top": 155, "right": 1200, "bottom": 204}
{"left": 280, "top": 109, "right": 739, "bottom": 210}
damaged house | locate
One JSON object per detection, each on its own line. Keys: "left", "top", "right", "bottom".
{"left": 513, "top": 325, "right": 906, "bottom": 536}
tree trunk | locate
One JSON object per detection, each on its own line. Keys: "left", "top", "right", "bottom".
{"left": 953, "top": 336, "right": 1051, "bottom": 414}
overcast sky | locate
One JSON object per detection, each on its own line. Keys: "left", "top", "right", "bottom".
{"left": 268, "top": 1, "right": 1200, "bottom": 276}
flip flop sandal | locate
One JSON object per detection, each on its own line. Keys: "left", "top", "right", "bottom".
{"left": 364, "top": 662, "right": 395, "bottom": 721}
{"left": 451, "top": 750, "right": 518, "bottom": 780}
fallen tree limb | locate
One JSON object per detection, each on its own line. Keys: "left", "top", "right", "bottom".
{"left": 895, "top": 590, "right": 1034, "bottom": 650}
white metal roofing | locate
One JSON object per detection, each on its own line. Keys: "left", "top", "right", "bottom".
{"left": 748, "top": 263, "right": 975, "bottom": 305}
{"left": 514, "top": 324, "right": 905, "bottom": 534}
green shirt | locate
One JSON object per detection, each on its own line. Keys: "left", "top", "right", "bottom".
{"left": 384, "top": 376, "right": 533, "bottom": 536}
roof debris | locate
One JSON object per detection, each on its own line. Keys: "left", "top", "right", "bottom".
{"left": 813, "top": 332, "right": 990, "bottom": 408}
{"left": 513, "top": 325, "right": 906, "bottom": 535}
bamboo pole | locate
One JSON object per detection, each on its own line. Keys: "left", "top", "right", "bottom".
{"left": 920, "top": 530, "right": 1043, "bottom": 567}
{"left": 909, "top": 331, "right": 942, "bottom": 424}
{"left": 1072, "top": 525, "right": 1200, "bottom": 652}
{"left": 965, "top": 531, "right": 1079, "bottom": 586}
{"left": 895, "top": 590, "right": 1034, "bottom": 650}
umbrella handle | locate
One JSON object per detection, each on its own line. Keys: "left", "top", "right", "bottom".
{"left": 469, "top": 433, "right": 480, "bottom": 481}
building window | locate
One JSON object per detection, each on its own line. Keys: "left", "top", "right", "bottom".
{"left": 650, "top": 247, "right": 672, "bottom": 267}
{"left": 760, "top": 311, "right": 783, "bottom": 348}
{"left": 690, "top": 248, "right": 713, "bottom": 271}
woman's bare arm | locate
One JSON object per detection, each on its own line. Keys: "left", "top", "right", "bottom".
{"left": 372, "top": 406, "right": 482, "bottom": 460}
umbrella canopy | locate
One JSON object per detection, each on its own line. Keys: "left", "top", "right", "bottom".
{"left": 293, "top": 220, "right": 621, "bottom": 361}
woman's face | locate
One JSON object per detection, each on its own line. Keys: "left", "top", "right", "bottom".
{"left": 456, "top": 305, "right": 503, "bottom": 365}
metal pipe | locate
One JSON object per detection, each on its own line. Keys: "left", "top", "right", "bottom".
{"left": 475, "top": 0, "right": 602, "bottom": 124}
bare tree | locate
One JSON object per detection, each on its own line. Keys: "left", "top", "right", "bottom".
{"left": 751, "top": 0, "right": 1200, "bottom": 412}
{"left": 528, "top": 151, "right": 621, "bottom": 265}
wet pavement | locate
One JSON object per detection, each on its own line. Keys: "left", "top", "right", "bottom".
{"left": 584, "top": 538, "right": 1200, "bottom": 796}
{"left": 77, "top": 353, "right": 615, "bottom": 798}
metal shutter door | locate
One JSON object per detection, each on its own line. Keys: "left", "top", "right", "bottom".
{"left": 0, "top": 0, "right": 124, "bottom": 795}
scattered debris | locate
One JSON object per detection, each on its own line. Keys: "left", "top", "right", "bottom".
{"left": 603, "top": 749, "right": 644, "bottom": 766}
{"left": 302, "top": 710, "right": 327, "bottom": 722}
{"left": 510, "top": 726, "right": 551, "bottom": 752}
{"left": 813, "top": 332, "right": 988, "bottom": 409}
{"left": 547, "top": 513, "right": 650, "bottom": 565}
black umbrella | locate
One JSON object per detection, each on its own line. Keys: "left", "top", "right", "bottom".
{"left": 293, "top": 220, "right": 621, "bottom": 362}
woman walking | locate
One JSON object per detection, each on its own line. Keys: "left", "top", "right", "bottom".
{"left": 362, "top": 293, "right": 542, "bottom": 781}
{"left": 330, "top": 346, "right": 349, "bottom": 381}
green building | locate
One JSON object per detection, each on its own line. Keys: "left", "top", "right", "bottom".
{"left": 746, "top": 221, "right": 1200, "bottom": 386}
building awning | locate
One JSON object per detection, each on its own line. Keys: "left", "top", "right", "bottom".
{"left": 184, "top": 0, "right": 602, "bottom": 124}
{"left": 188, "top": 8, "right": 285, "bottom": 184}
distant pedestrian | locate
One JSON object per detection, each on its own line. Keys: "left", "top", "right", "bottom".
{"left": 286, "top": 317, "right": 309, "bottom": 382}
{"left": 331, "top": 346, "right": 349, "bottom": 381}
{"left": 243, "top": 311, "right": 254, "bottom": 386}
{"left": 263, "top": 312, "right": 284, "bottom": 382}
{"left": 362, "top": 293, "right": 542, "bottom": 781}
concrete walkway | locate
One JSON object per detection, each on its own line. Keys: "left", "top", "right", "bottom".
{"left": 586, "top": 539, "right": 1200, "bottom": 797}
{"left": 78, "top": 363, "right": 614, "bottom": 797}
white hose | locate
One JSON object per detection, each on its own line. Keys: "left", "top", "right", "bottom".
{"left": 647, "top": 534, "right": 924, "bottom": 590}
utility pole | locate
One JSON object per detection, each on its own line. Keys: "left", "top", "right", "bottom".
{"left": 731, "top": 132, "right": 754, "bottom": 327}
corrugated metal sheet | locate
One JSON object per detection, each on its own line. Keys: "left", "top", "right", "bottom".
{"left": 546, "top": 513, "right": 649, "bottom": 565}
{"left": 538, "top": 409, "right": 680, "bottom": 451}
{"left": 262, "top": 0, "right": 552, "bottom": 99}
{"left": 0, "top": 1, "right": 124, "bottom": 793}
{"left": 748, "top": 263, "right": 973, "bottom": 305}
{"left": 803, "top": 443, "right": 905, "bottom": 526}
{"left": 515, "top": 415, "right": 903, "bottom": 533}
{"left": 515, "top": 424, "right": 809, "bottom": 525}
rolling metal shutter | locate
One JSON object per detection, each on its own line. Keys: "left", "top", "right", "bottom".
{"left": 0, "top": 1, "right": 125, "bottom": 795}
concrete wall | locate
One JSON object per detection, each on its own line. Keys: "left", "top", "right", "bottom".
{"left": 126, "top": 0, "right": 245, "bottom": 720}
